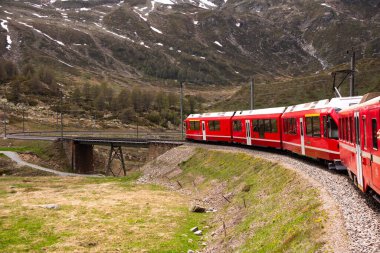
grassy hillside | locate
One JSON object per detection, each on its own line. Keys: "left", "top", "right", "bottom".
{"left": 212, "top": 58, "right": 380, "bottom": 111}
{"left": 177, "top": 149, "right": 326, "bottom": 252}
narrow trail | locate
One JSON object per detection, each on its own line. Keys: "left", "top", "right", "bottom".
{"left": 0, "top": 151, "right": 99, "bottom": 177}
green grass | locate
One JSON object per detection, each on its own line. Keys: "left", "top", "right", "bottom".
{"left": 0, "top": 216, "right": 59, "bottom": 252}
{"left": 0, "top": 140, "right": 51, "bottom": 158}
{"left": 0, "top": 176, "right": 207, "bottom": 252}
{"left": 178, "top": 149, "right": 325, "bottom": 252}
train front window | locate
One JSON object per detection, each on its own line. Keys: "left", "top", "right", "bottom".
{"left": 324, "top": 116, "right": 338, "bottom": 140}
{"left": 372, "top": 119, "right": 378, "bottom": 150}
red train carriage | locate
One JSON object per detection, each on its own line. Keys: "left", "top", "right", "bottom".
{"left": 185, "top": 112, "right": 235, "bottom": 142}
{"left": 339, "top": 94, "right": 380, "bottom": 195}
{"left": 231, "top": 107, "right": 286, "bottom": 148}
{"left": 282, "top": 97, "right": 362, "bottom": 166}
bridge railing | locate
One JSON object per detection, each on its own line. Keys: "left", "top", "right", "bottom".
{"left": 7, "top": 130, "right": 183, "bottom": 140}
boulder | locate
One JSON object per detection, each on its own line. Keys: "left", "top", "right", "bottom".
{"left": 190, "top": 205, "right": 206, "bottom": 213}
{"left": 40, "top": 204, "right": 60, "bottom": 209}
{"left": 194, "top": 230, "right": 203, "bottom": 236}
{"left": 190, "top": 226, "right": 198, "bottom": 232}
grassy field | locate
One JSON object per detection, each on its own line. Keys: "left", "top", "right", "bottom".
{"left": 0, "top": 175, "right": 208, "bottom": 252}
{"left": 177, "top": 149, "right": 326, "bottom": 252}
{"left": 0, "top": 147, "right": 327, "bottom": 252}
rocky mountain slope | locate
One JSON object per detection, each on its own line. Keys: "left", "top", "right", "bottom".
{"left": 0, "top": 0, "right": 379, "bottom": 85}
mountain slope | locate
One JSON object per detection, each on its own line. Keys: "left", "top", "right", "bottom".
{"left": 0, "top": 0, "right": 379, "bottom": 85}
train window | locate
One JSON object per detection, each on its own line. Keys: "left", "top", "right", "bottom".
{"left": 209, "top": 120, "right": 220, "bottom": 131}
{"left": 324, "top": 116, "right": 338, "bottom": 139}
{"left": 189, "top": 121, "right": 200, "bottom": 130}
{"left": 342, "top": 118, "right": 347, "bottom": 141}
{"left": 329, "top": 117, "right": 339, "bottom": 139}
{"left": 372, "top": 119, "right": 378, "bottom": 150}
{"left": 271, "top": 119, "right": 278, "bottom": 133}
{"left": 264, "top": 119, "right": 271, "bottom": 132}
{"left": 233, "top": 120, "right": 242, "bottom": 132}
{"left": 363, "top": 117, "right": 367, "bottom": 148}
{"left": 289, "top": 118, "right": 297, "bottom": 135}
{"left": 306, "top": 116, "right": 321, "bottom": 137}
{"left": 253, "top": 120, "right": 259, "bottom": 132}
{"left": 306, "top": 117, "right": 313, "bottom": 136}
{"left": 259, "top": 120, "right": 265, "bottom": 138}
{"left": 351, "top": 117, "right": 355, "bottom": 143}
{"left": 348, "top": 117, "right": 352, "bottom": 143}
{"left": 283, "top": 119, "right": 287, "bottom": 134}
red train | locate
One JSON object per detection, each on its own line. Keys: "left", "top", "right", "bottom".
{"left": 185, "top": 94, "right": 380, "bottom": 198}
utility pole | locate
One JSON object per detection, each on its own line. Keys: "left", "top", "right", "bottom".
{"left": 250, "top": 77, "right": 254, "bottom": 110}
{"left": 60, "top": 90, "right": 63, "bottom": 140}
{"left": 57, "top": 83, "right": 64, "bottom": 141}
{"left": 348, "top": 48, "right": 356, "bottom": 97}
{"left": 3, "top": 86, "right": 7, "bottom": 139}
{"left": 3, "top": 103, "right": 6, "bottom": 138}
{"left": 136, "top": 116, "right": 139, "bottom": 139}
{"left": 180, "top": 82, "right": 184, "bottom": 140}
{"left": 22, "top": 105, "right": 25, "bottom": 134}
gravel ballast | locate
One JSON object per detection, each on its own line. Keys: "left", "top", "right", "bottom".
{"left": 187, "top": 143, "right": 380, "bottom": 253}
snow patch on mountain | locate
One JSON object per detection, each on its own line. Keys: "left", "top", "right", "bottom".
{"left": 300, "top": 41, "right": 328, "bottom": 69}
{"left": 150, "top": 26, "right": 163, "bottom": 34}
{"left": 58, "top": 59, "right": 74, "bottom": 68}
{"left": 32, "top": 13, "right": 48, "bottom": 18}
{"left": 321, "top": 3, "right": 332, "bottom": 8}
{"left": 214, "top": 41, "right": 223, "bottom": 47}
{"left": 1, "top": 19, "right": 12, "bottom": 50}
{"left": 133, "top": 9, "right": 147, "bottom": 22}
{"left": 18, "top": 22, "right": 65, "bottom": 46}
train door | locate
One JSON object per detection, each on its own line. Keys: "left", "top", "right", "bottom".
{"left": 300, "top": 118, "right": 305, "bottom": 155}
{"left": 245, "top": 120, "right": 252, "bottom": 145}
{"left": 354, "top": 111, "right": 364, "bottom": 190}
{"left": 201, "top": 121, "right": 206, "bottom": 141}
{"left": 368, "top": 109, "right": 380, "bottom": 190}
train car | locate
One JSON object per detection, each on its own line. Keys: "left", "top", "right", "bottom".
{"left": 281, "top": 97, "right": 362, "bottom": 166}
{"left": 339, "top": 93, "right": 380, "bottom": 196}
{"left": 185, "top": 111, "right": 235, "bottom": 142}
{"left": 231, "top": 107, "right": 286, "bottom": 148}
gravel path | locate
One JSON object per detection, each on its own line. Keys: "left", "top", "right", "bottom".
{"left": 187, "top": 143, "right": 380, "bottom": 253}
{"left": 0, "top": 151, "right": 99, "bottom": 177}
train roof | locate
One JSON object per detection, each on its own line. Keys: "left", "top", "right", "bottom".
{"left": 234, "top": 107, "right": 286, "bottom": 116}
{"left": 340, "top": 95, "right": 380, "bottom": 113}
{"left": 284, "top": 96, "right": 362, "bottom": 113}
{"left": 186, "top": 111, "right": 235, "bottom": 119}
